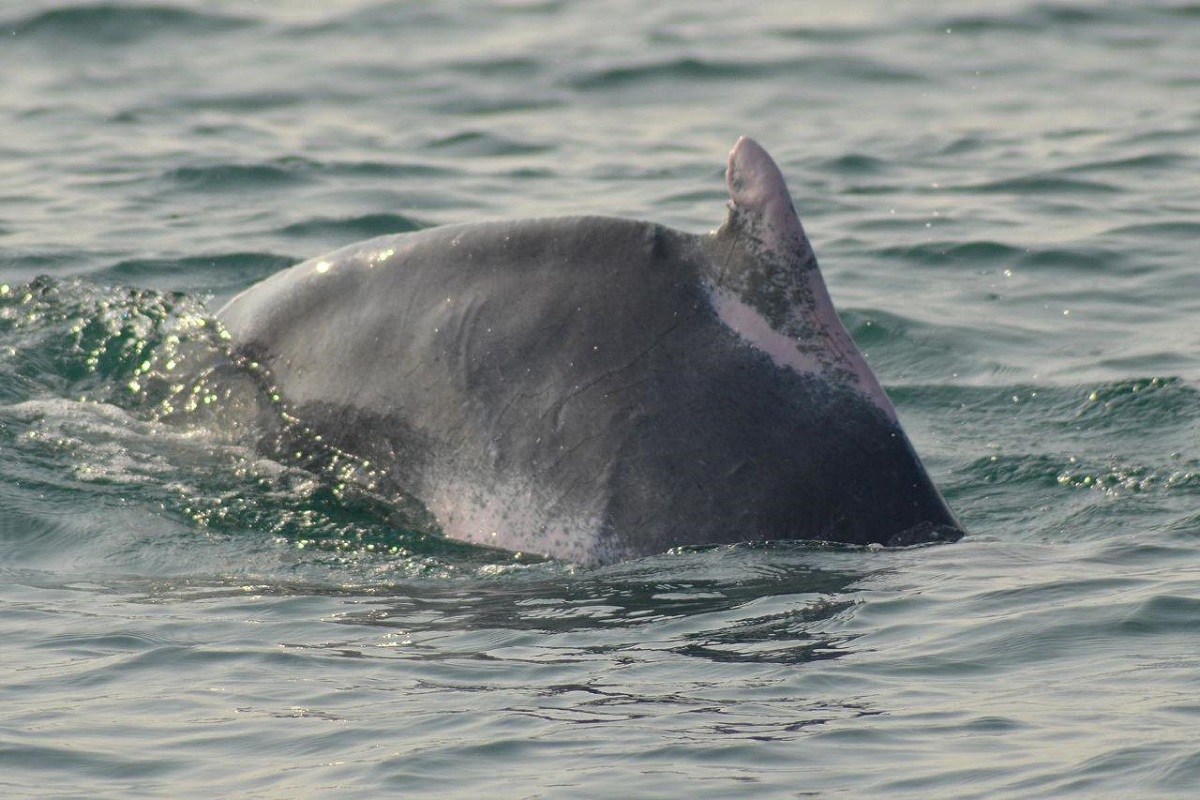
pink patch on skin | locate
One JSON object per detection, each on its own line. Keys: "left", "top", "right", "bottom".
{"left": 709, "top": 286, "right": 823, "bottom": 374}
{"left": 708, "top": 286, "right": 897, "bottom": 423}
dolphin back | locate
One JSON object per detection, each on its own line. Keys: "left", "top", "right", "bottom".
{"left": 218, "top": 140, "right": 962, "bottom": 564}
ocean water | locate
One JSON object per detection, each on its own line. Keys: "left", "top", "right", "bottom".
{"left": 2, "top": 0, "right": 1198, "bottom": 797}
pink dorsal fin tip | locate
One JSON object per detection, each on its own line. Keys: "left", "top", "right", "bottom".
{"left": 726, "top": 136, "right": 790, "bottom": 211}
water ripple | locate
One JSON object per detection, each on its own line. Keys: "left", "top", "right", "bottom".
{"left": 5, "top": 3, "right": 253, "bottom": 44}
{"left": 954, "top": 174, "right": 1122, "bottom": 196}
{"left": 277, "top": 213, "right": 426, "bottom": 241}
{"left": 164, "top": 162, "right": 312, "bottom": 192}
{"left": 568, "top": 55, "right": 925, "bottom": 92}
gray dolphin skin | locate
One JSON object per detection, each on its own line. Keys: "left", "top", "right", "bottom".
{"left": 218, "top": 137, "right": 963, "bottom": 564}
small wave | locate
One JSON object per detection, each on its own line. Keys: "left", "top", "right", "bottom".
{"left": 1054, "top": 456, "right": 1199, "bottom": 498}
{"left": 838, "top": 309, "right": 986, "bottom": 387}
{"left": 433, "top": 94, "right": 566, "bottom": 116}
{"left": 940, "top": 379, "right": 1199, "bottom": 438}
{"left": 286, "top": 4, "right": 460, "bottom": 38}
{"left": 868, "top": 240, "right": 1026, "bottom": 268}
{"left": 1103, "top": 220, "right": 1200, "bottom": 239}
{"left": 820, "top": 153, "right": 891, "bottom": 176}
{"left": 0, "top": 249, "right": 86, "bottom": 275}
{"left": 1075, "top": 377, "right": 1198, "bottom": 429}
{"left": 938, "top": 2, "right": 1150, "bottom": 35}
{"left": 162, "top": 155, "right": 454, "bottom": 194}
{"left": 954, "top": 174, "right": 1121, "bottom": 195}
{"left": 324, "top": 160, "right": 456, "bottom": 179}
{"left": 774, "top": 23, "right": 881, "bottom": 43}
{"left": 568, "top": 55, "right": 924, "bottom": 92}
{"left": 164, "top": 161, "right": 314, "bottom": 192}
{"left": 446, "top": 56, "right": 544, "bottom": 78}
{"left": 327, "top": 546, "right": 864, "bottom": 660}
{"left": 1016, "top": 244, "right": 1127, "bottom": 272}
{"left": 5, "top": 3, "right": 252, "bottom": 45}
{"left": 174, "top": 91, "right": 309, "bottom": 114}
{"left": 570, "top": 57, "right": 771, "bottom": 90}
{"left": 98, "top": 253, "right": 295, "bottom": 289}
{"left": 1061, "top": 152, "right": 1191, "bottom": 174}
{"left": 278, "top": 214, "right": 425, "bottom": 241}
{"left": 938, "top": 134, "right": 992, "bottom": 156}
{"left": 425, "top": 131, "right": 553, "bottom": 157}
{"left": 969, "top": 453, "right": 1068, "bottom": 489}
{"left": 1118, "top": 594, "right": 1200, "bottom": 636}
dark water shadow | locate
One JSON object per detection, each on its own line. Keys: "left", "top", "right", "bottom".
{"left": 321, "top": 544, "right": 869, "bottom": 666}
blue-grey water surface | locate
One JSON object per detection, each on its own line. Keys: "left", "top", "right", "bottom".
{"left": 2, "top": 1, "right": 1199, "bottom": 797}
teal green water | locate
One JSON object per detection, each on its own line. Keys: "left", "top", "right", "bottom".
{"left": 2, "top": 1, "right": 1198, "bottom": 797}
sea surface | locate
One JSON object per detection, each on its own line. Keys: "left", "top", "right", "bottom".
{"left": 2, "top": 1, "right": 1198, "bottom": 797}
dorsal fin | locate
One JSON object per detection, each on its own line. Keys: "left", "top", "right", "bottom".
{"left": 724, "top": 137, "right": 811, "bottom": 256}
{"left": 707, "top": 137, "right": 898, "bottom": 421}
{"left": 720, "top": 136, "right": 815, "bottom": 272}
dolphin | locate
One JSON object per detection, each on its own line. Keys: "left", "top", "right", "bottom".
{"left": 218, "top": 137, "right": 963, "bottom": 564}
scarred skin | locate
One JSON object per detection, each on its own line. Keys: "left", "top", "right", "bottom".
{"left": 219, "top": 137, "right": 962, "bottom": 564}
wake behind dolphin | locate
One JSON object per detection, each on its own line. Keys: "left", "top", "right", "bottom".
{"left": 219, "top": 138, "right": 963, "bottom": 564}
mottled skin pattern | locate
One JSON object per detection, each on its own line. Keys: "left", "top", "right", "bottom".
{"left": 711, "top": 137, "right": 895, "bottom": 416}
{"left": 218, "top": 138, "right": 962, "bottom": 564}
